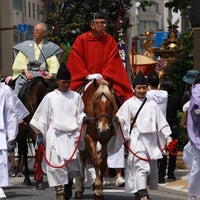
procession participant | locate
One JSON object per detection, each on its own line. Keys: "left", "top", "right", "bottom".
{"left": 182, "top": 69, "right": 199, "bottom": 106}
{"left": 67, "top": 12, "right": 130, "bottom": 187}
{"left": 12, "top": 22, "right": 63, "bottom": 95}
{"left": 0, "top": 81, "right": 29, "bottom": 198}
{"left": 114, "top": 71, "right": 171, "bottom": 200}
{"left": 160, "top": 78, "right": 181, "bottom": 181}
{"left": 183, "top": 75, "right": 200, "bottom": 200}
{"left": 66, "top": 12, "right": 133, "bottom": 104}
{"left": 30, "top": 63, "right": 87, "bottom": 200}
{"left": 146, "top": 71, "right": 168, "bottom": 184}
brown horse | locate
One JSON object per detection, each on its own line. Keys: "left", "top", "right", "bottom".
{"left": 78, "top": 79, "right": 118, "bottom": 200}
{"left": 14, "top": 76, "right": 57, "bottom": 189}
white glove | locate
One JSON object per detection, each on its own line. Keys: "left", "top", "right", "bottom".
{"left": 87, "top": 73, "right": 102, "bottom": 80}
{"left": 167, "top": 136, "right": 172, "bottom": 146}
{"left": 194, "top": 109, "right": 200, "bottom": 115}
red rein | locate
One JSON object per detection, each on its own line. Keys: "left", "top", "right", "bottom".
{"left": 119, "top": 123, "right": 178, "bottom": 161}
{"left": 33, "top": 123, "right": 83, "bottom": 181}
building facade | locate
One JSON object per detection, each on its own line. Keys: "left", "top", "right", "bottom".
{"left": 0, "top": 0, "right": 45, "bottom": 76}
{"left": 129, "top": 0, "right": 173, "bottom": 54}
{"left": 0, "top": 0, "right": 181, "bottom": 76}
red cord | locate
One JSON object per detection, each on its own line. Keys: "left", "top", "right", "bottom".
{"left": 119, "top": 123, "right": 178, "bottom": 161}
{"left": 34, "top": 123, "right": 84, "bottom": 180}
{"left": 34, "top": 148, "right": 44, "bottom": 181}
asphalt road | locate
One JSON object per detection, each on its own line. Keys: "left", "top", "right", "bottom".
{"left": 4, "top": 175, "right": 189, "bottom": 200}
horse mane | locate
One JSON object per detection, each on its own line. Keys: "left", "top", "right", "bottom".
{"left": 91, "top": 80, "right": 117, "bottom": 110}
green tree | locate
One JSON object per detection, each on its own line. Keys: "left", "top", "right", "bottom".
{"left": 164, "top": 29, "right": 194, "bottom": 96}
{"left": 44, "top": 0, "right": 132, "bottom": 45}
{"left": 165, "top": 0, "right": 190, "bottom": 14}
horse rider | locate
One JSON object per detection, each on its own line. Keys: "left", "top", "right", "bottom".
{"left": 66, "top": 12, "right": 134, "bottom": 104}
{"left": 12, "top": 22, "right": 63, "bottom": 95}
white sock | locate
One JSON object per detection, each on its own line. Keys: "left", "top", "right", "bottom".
{"left": 0, "top": 187, "right": 6, "bottom": 198}
{"left": 189, "top": 196, "right": 196, "bottom": 200}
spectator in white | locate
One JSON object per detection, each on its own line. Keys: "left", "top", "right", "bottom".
{"left": 183, "top": 75, "right": 200, "bottom": 200}
{"left": 146, "top": 70, "right": 168, "bottom": 184}
{"left": 0, "top": 81, "right": 29, "bottom": 198}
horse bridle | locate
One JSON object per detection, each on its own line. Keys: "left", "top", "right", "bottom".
{"left": 92, "top": 92, "right": 114, "bottom": 127}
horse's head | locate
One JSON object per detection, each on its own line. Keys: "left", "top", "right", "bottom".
{"left": 88, "top": 79, "right": 118, "bottom": 137}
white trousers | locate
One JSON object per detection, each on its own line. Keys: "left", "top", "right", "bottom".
{"left": 0, "top": 150, "right": 8, "bottom": 187}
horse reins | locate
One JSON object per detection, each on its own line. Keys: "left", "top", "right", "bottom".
{"left": 119, "top": 122, "right": 178, "bottom": 161}
{"left": 34, "top": 123, "right": 84, "bottom": 181}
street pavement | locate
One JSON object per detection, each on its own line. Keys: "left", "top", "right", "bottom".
{"left": 3, "top": 169, "right": 199, "bottom": 200}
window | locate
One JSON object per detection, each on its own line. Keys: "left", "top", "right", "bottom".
{"left": 28, "top": 1, "right": 31, "bottom": 18}
{"left": 33, "top": 2, "right": 35, "bottom": 19}
{"left": 37, "top": 4, "right": 40, "bottom": 20}
{"left": 24, "top": 1, "right": 26, "bottom": 17}
{"left": 13, "top": 0, "right": 22, "bottom": 10}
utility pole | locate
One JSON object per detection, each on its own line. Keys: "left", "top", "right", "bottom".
{"left": 190, "top": 0, "right": 200, "bottom": 72}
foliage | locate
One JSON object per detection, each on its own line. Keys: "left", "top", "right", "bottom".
{"left": 164, "top": 0, "right": 190, "bottom": 15}
{"left": 60, "top": 45, "right": 71, "bottom": 63}
{"left": 177, "top": 112, "right": 189, "bottom": 150}
{"left": 138, "top": 1, "right": 154, "bottom": 12}
{"left": 44, "top": 0, "right": 132, "bottom": 46}
{"left": 164, "top": 29, "right": 193, "bottom": 96}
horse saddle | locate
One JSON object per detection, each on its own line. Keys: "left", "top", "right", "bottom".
{"left": 18, "top": 77, "right": 47, "bottom": 103}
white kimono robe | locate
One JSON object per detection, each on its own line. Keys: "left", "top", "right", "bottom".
{"left": 30, "top": 89, "right": 86, "bottom": 187}
{"left": 0, "top": 83, "right": 29, "bottom": 187}
{"left": 110, "top": 96, "right": 171, "bottom": 193}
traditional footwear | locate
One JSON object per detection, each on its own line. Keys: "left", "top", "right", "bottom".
{"left": 115, "top": 177, "right": 125, "bottom": 187}
{"left": 9, "top": 166, "right": 16, "bottom": 177}
{"left": 55, "top": 185, "right": 65, "bottom": 200}
{"left": 138, "top": 189, "right": 149, "bottom": 200}
{"left": 64, "top": 180, "right": 73, "bottom": 200}
{"left": 0, "top": 187, "right": 7, "bottom": 199}
{"left": 189, "top": 196, "right": 196, "bottom": 200}
{"left": 103, "top": 177, "right": 112, "bottom": 186}
{"left": 140, "top": 196, "right": 149, "bottom": 200}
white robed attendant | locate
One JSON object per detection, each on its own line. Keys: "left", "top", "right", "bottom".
{"left": 108, "top": 71, "right": 171, "bottom": 200}
{"left": 30, "top": 63, "right": 86, "bottom": 194}
{"left": 30, "top": 89, "right": 86, "bottom": 187}
{"left": 0, "top": 82, "right": 29, "bottom": 198}
{"left": 117, "top": 96, "right": 171, "bottom": 192}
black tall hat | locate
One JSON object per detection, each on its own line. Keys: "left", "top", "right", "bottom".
{"left": 56, "top": 62, "right": 71, "bottom": 80}
{"left": 132, "top": 71, "right": 148, "bottom": 87}
{"left": 89, "top": 12, "right": 106, "bottom": 22}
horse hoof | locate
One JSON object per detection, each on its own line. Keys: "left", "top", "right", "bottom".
{"left": 36, "top": 182, "right": 46, "bottom": 190}
{"left": 23, "top": 178, "right": 32, "bottom": 185}
{"left": 94, "top": 194, "right": 104, "bottom": 200}
{"left": 91, "top": 182, "right": 95, "bottom": 190}
{"left": 75, "top": 191, "right": 83, "bottom": 199}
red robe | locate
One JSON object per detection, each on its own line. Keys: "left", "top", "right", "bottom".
{"left": 66, "top": 31, "right": 134, "bottom": 101}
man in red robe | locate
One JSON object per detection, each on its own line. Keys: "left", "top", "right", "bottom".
{"left": 66, "top": 12, "right": 133, "bottom": 103}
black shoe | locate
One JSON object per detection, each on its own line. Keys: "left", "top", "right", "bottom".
{"left": 158, "top": 178, "right": 165, "bottom": 184}
{"left": 168, "top": 175, "right": 177, "bottom": 181}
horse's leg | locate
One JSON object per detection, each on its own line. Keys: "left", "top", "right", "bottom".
{"left": 28, "top": 127, "right": 45, "bottom": 190}
{"left": 23, "top": 149, "right": 32, "bottom": 185}
{"left": 15, "top": 124, "right": 32, "bottom": 185}
{"left": 73, "top": 150, "right": 85, "bottom": 198}
{"left": 100, "top": 146, "right": 108, "bottom": 185}
{"left": 85, "top": 135, "right": 104, "bottom": 200}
